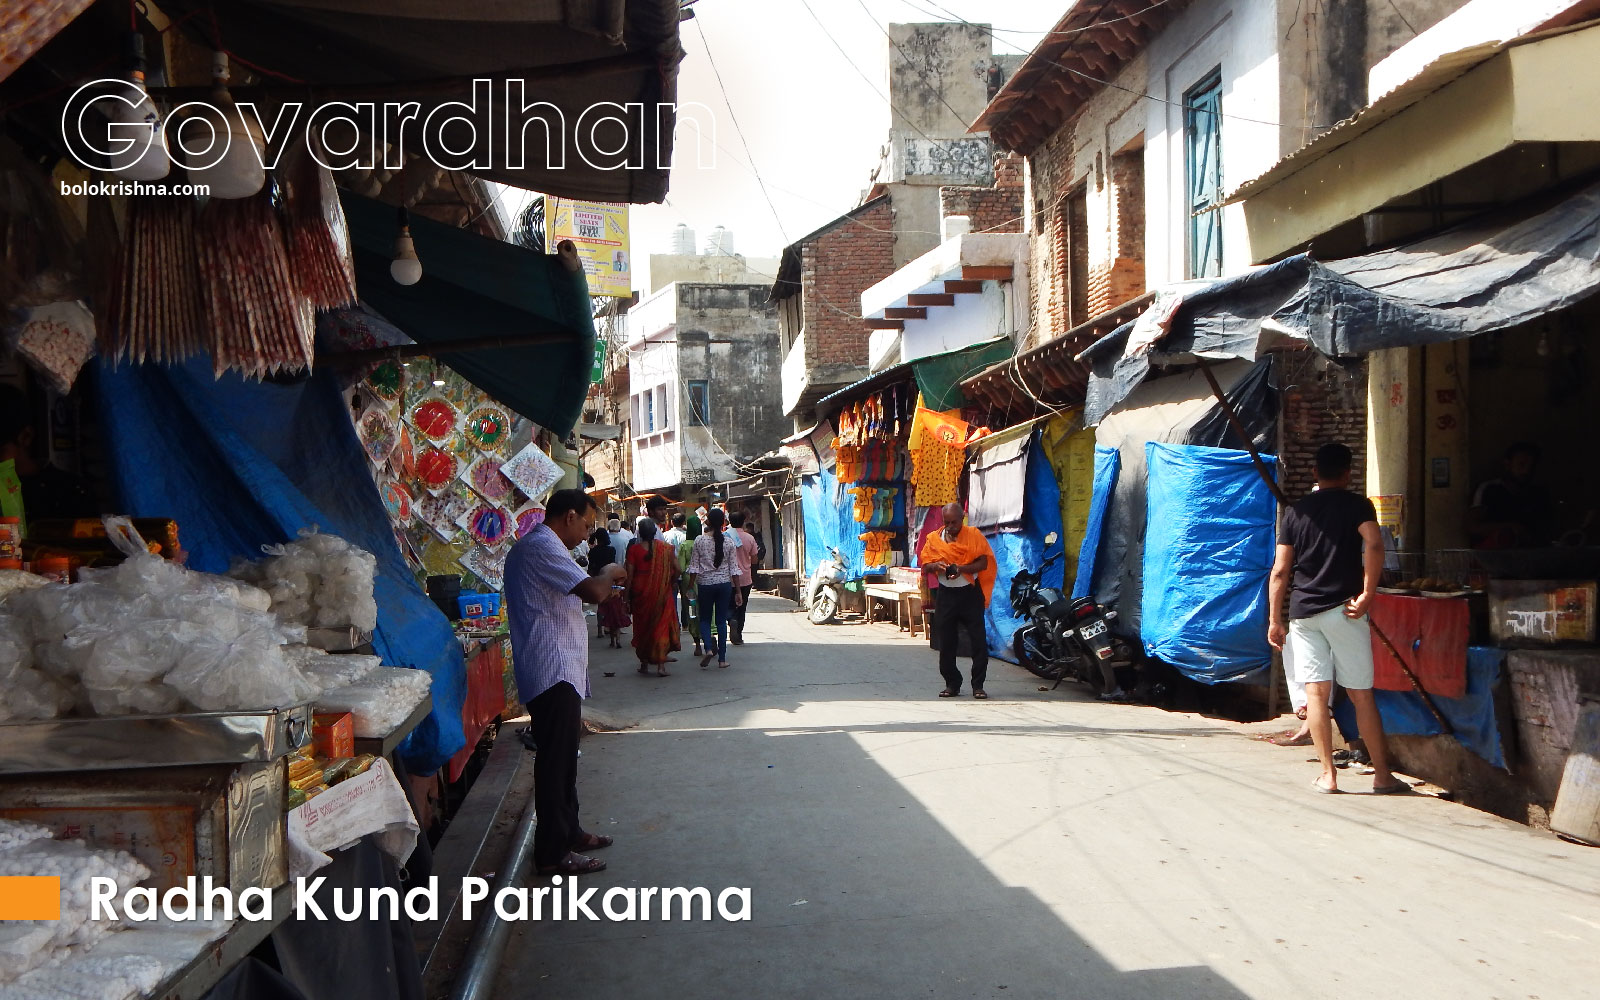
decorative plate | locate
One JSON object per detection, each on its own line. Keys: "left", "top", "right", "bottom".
{"left": 380, "top": 481, "right": 412, "bottom": 521}
{"left": 411, "top": 397, "right": 458, "bottom": 442}
{"left": 415, "top": 446, "right": 458, "bottom": 490}
{"left": 467, "top": 455, "right": 515, "bottom": 504}
{"left": 357, "top": 409, "right": 397, "bottom": 467}
{"left": 367, "top": 361, "right": 402, "bottom": 401}
{"left": 464, "top": 405, "right": 511, "bottom": 451}
{"left": 467, "top": 505, "right": 511, "bottom": 548}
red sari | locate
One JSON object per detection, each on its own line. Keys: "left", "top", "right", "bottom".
{"left": 627, "top": 540, "right": 681, "bottom": 663}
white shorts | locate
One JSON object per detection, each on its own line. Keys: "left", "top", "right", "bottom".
{"left": 1287, "top": 605, "right": 1375, "bottom": 690}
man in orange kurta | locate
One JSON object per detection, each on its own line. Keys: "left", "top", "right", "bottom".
{"left": 919, "top": 503, "right": 997, "bottom": 699}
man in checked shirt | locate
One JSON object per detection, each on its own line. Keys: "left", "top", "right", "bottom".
{"left": 505, "top": 488, "right": 626, "bottom": 875}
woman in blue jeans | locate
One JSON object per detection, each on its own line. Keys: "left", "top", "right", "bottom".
{"left": 687, "top": 508, "right": 742, "bottom": 668}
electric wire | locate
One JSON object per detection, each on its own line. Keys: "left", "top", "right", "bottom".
{"left": 692, "top": 16, "right": 789, "bottom": 243}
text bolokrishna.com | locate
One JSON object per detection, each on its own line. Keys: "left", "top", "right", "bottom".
{"left": 90, "top": 876, "right": 752, "bottom": 923}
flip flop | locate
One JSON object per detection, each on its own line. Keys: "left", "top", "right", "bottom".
{"left": 1310, "top": 779, "right": 1342, "bottom": 794}
{"left": 700, "top": 653, "right": 715, "bottom": 668}
{"left": 1371, "top": 781, "right": 1412, "bottom": 795}
{"left": 1271, "top": 732, "right": 1314, "bottom": 747}
{"left": 973, "top": 690, "right": 988, "bottom": 700}
{"left": 938, "top": 688, "right": 959, "bottom": 698}
{"left": 537, "top": 853, "right": 607, "bottom": 875}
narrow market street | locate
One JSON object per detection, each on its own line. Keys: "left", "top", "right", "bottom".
{"left": 495, "top": 596, "right": 1600, "bottom": 1000}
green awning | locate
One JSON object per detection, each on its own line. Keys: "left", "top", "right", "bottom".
{"left": 340, "top": 192, "right": 596, "bottom": 436}
{"left": 913, "top": 338, "right": 1015, "bottom": 411}
{"left": 816, "top": 339, "right": 1016, "bottom": 416}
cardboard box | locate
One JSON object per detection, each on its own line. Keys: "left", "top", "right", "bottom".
{"left": 312, "top": 712, "right": 354, "bottom": 759}
{"left": 1488, "top": 580, "right": 1597, "bottom": 647}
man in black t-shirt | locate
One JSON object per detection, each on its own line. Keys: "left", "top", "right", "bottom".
{"left": 1268, "top": 443, "right": 1406, "bottom": 795}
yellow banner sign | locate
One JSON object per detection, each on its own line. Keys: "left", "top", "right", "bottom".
{"left": 547, "top": 197, "right": 631, "bottom": 298}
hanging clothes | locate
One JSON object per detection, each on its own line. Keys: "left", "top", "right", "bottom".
{"left": 908, "top": 404, "right": 967, "bottom": 508}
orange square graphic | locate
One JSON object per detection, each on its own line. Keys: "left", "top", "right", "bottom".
{"left": 0, "top": 876, "right": 61, "bottom": 919}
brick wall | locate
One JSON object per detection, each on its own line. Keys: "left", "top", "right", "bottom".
{"left": 1277, "top": 352, "right": 1369, "bottom": 503}
{"left": 802, "top": 198, "right": 897, "bottom": 368}
{"left": 939, "top": 151, "right": 1025, "bottom": 234}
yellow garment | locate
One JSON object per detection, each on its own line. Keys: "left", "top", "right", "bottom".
{"left": 1041, "top": 410, "right": 1096, "bottom": 590}
{"left": 836, "top": 443, "right": 863, "bottom": 483}
{"left": 859, "top": 530, "right": 895, "bottom": 567}
{"left": 908, "top": 405, "right": 967, "bottom": 508}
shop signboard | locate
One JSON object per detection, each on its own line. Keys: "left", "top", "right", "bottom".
{"left": 547, "top": 197, "right": 631, "bottom": 299}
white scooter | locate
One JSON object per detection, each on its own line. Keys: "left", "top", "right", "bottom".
{"left": 805, "top": 545, "right": 847, "bottom": 625}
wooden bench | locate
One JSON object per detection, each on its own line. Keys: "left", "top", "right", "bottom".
{"left": 863, "top": 567, "right": 927, "bottom": 636}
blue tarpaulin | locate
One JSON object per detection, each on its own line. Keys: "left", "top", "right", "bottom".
{"left": 1333, "top": 646, "right": 1506, "bottom": 768}
{"left": 985, "top": 434, "right": 1065, "bottom": 663}
{"left": 1072, "top": 446, "right": 1120, "bottom": 601}
{"left": 95, "top": 356, "right": 466, "bottom": 776}
{"left": 1141, "top": 443, "right": 1276, "bottom": 684}
{"left": 800, "top": 468, "right": 868, "bottom": 581}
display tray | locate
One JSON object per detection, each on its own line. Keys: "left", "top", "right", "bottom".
{"left": 353, "top": 693, "right": 433, "bottom": 759}
{"left": 305, "top": 624, "right": 374, "bottom": 651}
{"left": 0, "top": 704, "right": 313, "bottom": 773}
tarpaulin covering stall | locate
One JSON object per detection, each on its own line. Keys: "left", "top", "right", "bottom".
{"left": 1073, "top": 445, "right": 1120, "bottom": 601}
{"left": 1081, "top": 180, "right": 1600, "bottom": 423}
{"left": 1142, "top": 443, "right": 1278, "bottom": 684}
{"left": 1333, "top": 646, "right": 1507, "bottom": 767}
{"left": 1081, "top": 360, "right": 1276, "bottom": 637}
{"left": 984, "top": 433, "right": 1066, "bottom": 663}
{"left": 800, "top": 467, "right": 868, "bottom": 581}
{"left": 340, "top": 192, "right": 597, "bottom": 437}
{"left": 96, "top": 356, "right": 465, "bottom": 775}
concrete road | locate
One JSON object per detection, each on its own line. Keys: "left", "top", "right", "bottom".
{"left": 496, "top": 596, "right": 1600, "bottom": 999}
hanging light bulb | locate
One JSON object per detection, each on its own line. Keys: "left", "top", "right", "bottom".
{"left": 391, "top": 207, "right": 423, "bottom": 285}
{"left": 106, "top": 34, "right": 170, "bottom": 181}
{"left": 183, "top": 52, "right": 265, "bottom": 199}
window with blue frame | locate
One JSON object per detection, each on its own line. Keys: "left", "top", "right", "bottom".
{"left": 686, "top": 380, "right": 710, "bottom": 426}
{"left": 1184, "top": 68, "right": 1224, "bottom": 279}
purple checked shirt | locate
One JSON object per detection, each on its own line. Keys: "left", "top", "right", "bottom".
{"left": 505, "top": 523, "right": 592, "bottom": 702}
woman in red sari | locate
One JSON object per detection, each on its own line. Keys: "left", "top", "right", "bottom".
{"left": 625, "top": 519, "right": 680, "bottom": 676}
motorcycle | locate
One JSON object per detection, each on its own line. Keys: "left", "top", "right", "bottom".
{"left": 805, "top": 545, "right": 847, "bottom": 625}
{"left": 1009, "top": 533, "right": 1134, "bottom": 698}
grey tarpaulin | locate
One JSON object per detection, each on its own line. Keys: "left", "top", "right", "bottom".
{"left": 1082, "top": 180, "right": 1600, "bottom": 424}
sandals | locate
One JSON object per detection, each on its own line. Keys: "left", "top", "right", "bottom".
{"left": 537, "top": 852, "right": 607, "bottom": 876}
{"left": 938, "top": 688, "right": 959, "bottom": 698}
{"left": 1310, "top": 778, "right": 1342, "bottom": 794}
{"left": 637, "top": 664, "right": 650, "bottom": 675}
{"left": 1371, "top": 780, "right": 1412, "bottom": 795}
{"left": 699, "top": 653, "right": 715, "bottom": 668}
{"left": 1270, "top": 731, "right": 1313, "bottom": 747}
{"left": 718, "top": 661, "right": 729, "bottom": 669}
{"left": 973, "top": 690, "right": 988, "bottom": 700}
{"left": 571, "top": 832, "right": 613, "bottom": 851}
{"left": 656, "top": 666, "right": 670, "bottom": 677}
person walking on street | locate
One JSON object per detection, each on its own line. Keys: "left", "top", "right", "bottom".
{"left": 1268, "top": 442, "right": 1407, "bottom": 795}
{"left": 505, "top": 488, "right": 621, "bottom": 876}
{"left": 626, "top": 519, "right": 680, "bottom": 676}
{"left": 664, "top": 511, "right": 687, "bottom": 550}
{"left": 729, "top": 510, "right": 758, "bottom": 645}
{"left": 587, "top": 528, "right": 630, "bottom": 646}
{"left": 919, "top": 503, "right": 997, "bottom": 699}
{"left": 688, "top": 507, "right": 740, "bottom": 669}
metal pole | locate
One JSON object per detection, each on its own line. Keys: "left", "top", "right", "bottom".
{"left": 448, "top": 785, "right": 540, "bottom": 1000}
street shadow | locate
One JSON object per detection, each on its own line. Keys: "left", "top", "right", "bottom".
{"left": 496, "top": 722, "right": 1256, "bottom": 1000}
{"left": 498, "top": 597, "right": 1263, "bottom": 998}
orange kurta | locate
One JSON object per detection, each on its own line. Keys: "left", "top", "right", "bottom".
{"left": 919, "top": 524, "right": 998, "bottom": 606}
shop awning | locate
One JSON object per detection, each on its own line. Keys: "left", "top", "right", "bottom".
{"left": 961, "top": 291, "right": 1153, "bottom": 421}
{"left": 1230, "top": 20, "right": 1600, "bottom": 262}
{"left": 153, "top": 0, "right": 683, "bottom": 204}
{"left": 1078, "top": 178, "right": 1600, "bottom": 424}
{"left": 815, "top": 338, "right": 1014, "bottom": 416}
{"left": 335, "top": 191, "right": 596, "bottom": 436}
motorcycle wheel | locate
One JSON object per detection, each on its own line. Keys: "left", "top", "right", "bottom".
{"left": 808, "top": 587, "right": 839, "bottom": 625}
{"left": 1012, "top": 627, "right": 1061, "bottom": 680}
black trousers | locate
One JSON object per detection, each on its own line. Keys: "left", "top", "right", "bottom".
{"left": 732, "top": 584, "right": 752, "bottom": 631}
{"left": 526, "top": 680, "right": 583, "bottom": 868}
{"left": 936, "top": 585, "right": 988, "bottom": 692}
